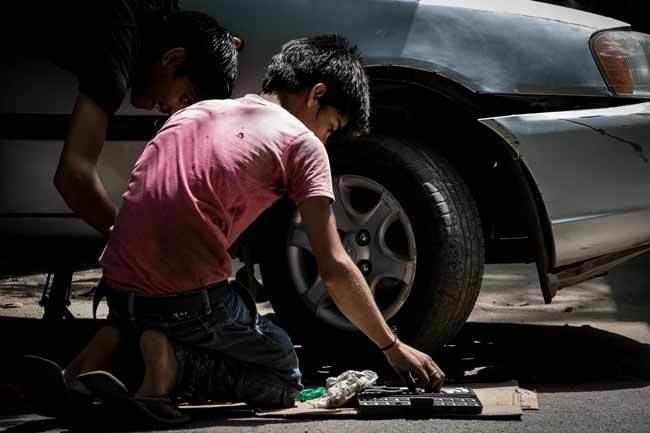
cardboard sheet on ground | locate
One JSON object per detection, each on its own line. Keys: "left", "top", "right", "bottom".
{"left": 178, "top": 382, "right": 538, "bottom": 419}
{"left": 254, "top": 382, "right": 538, "bottom": 419}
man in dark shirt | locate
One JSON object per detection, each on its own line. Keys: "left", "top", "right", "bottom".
{"left": 21, "top": 0, "right": 240, "bottom": 237}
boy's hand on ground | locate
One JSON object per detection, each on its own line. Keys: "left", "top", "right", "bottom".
{"left": 384, "top": 341, "right": 445, "bottom": 392}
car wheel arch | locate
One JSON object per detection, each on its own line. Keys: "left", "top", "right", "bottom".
{"left": 366, "top": 65, "right": 556, "bottom": 294}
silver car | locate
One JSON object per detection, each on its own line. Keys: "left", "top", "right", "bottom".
{"left": 2, "top": 0, "right": 649, "bottom": 352}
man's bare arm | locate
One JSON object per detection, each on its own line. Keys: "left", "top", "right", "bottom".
{"left": 298, "top": 196, "right": 445, "bottom": 391}
{"left": 53, "top": 93, "right": 117, "bottom": 237}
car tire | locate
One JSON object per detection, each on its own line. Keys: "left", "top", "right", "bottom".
{"left": 259, "top": 135, "right": 484, "bottom": 354}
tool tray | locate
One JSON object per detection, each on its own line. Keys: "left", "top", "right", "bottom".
{"left": 357, "top": 386, "right": 483, "bottom": 418}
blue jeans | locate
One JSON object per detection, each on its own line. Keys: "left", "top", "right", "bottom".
{"left": 104, "top": 280, "right": 302, "bottom": 408}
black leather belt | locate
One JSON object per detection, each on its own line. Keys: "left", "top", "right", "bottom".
{"left": 93, "top": 280, "right": 230, "bottom": 319}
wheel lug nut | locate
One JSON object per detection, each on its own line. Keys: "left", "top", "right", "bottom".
{"left": 356, "top": 230, "right": 371, "bottom": 246}
{"left": 357, "top": 260, "right": 372, "bottom": 276}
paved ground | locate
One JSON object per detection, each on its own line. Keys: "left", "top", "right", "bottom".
{"left": 0, "top": 254, "right": 648, "bottom": 432}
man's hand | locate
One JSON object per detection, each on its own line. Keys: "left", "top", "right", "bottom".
{"left": 384, "top": 340, "right": 445, "bottom": 392}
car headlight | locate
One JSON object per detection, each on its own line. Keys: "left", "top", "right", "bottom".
{"left": 592, "top": 31, "right": 650, "bottom": 97}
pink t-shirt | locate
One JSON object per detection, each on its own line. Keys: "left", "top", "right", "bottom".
{"left": 100, "top": 94, "right": 334, "bottom": 295}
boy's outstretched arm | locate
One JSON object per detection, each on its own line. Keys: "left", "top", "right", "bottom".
{"left": 53, "top": 93, "right": 117, "bottom": 237}
{"left": 298, "top": 196, "right": 445, "bottom": 391}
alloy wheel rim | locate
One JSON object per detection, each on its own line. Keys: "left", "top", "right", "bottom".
{"left": 286, "top": 175, "right": 417, "bottom": 331}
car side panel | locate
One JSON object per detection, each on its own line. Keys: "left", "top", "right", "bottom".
{"left": 183, "top": 0, "right": 613, "bottom": 96}
{"left": 480, "top": 103, "right": 650, "bottom": 267}
{"left": 0, "top": 137, "right": 145, "bottom": 237}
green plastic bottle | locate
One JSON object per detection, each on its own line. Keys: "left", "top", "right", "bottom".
{"left": 296, "top": 387, "right": 327, "bottom": 402}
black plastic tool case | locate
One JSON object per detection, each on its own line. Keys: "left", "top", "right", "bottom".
{"left": 358, "top": 386, "right": 483, "bottom": 418}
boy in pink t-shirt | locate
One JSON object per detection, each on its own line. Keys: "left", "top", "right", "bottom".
{"left": 58, "top": 35, "right": 444, "bottom": 425}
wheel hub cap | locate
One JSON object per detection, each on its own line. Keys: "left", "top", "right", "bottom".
{"left": 286, "top": 175, "right": 417, "bottom": 331}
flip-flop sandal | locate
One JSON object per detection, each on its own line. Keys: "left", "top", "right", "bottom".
{"left": 20, "top": 355, "right": 68, "bottom": 417}
{"left": 78, "top": 371, "right": 190, "bottom": 427}
{"left": 20, "top": 355, "right": 93, "bottom": 420}
{"left": 77, "top": 370, "right": 130, "bottom": 400}
{"left": 129, "top": 396, "right": 191, "bottom": 426}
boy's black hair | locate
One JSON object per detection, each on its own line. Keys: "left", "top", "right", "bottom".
{"left": 262, "top": 34, "right": 370, "bottom": 135}
{"left": 155, "top": 11, "right": 239, "bottom": 100}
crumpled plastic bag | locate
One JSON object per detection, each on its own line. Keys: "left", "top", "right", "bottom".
{"left": 309, "top": 370, "right": 378, "bottom": 408}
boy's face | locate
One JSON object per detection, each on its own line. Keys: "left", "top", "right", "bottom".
{"left": 155, "top": 76, "right": 197, "bottom": 115}
{"left": 131, "top": 48, "right": 198, "bottom": 115}
{"left": 308, "top": 105, "right": 347, "bottom": 144}
{"left": 285, "top": 84, "right": 348, "bottom": 144}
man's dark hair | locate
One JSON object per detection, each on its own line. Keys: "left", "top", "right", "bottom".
{"left": 262, "top": 34, "right": 370, "bottom": 135}
{"left": 155, "top": 11, "right": 239, "bottom": 100}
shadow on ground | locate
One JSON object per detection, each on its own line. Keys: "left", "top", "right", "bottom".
{"left": 443, "top": 322, "right": 649, "bottom": 390}
{"left": 297, "top": 321, "right": 650, "bottom": 392}
{"left": 0, "top": 317, "right": 648, "bottom": 431}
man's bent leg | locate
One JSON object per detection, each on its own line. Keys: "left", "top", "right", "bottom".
{"left": 224, "top": 357, "right": 300, "bottom": 408}
{"left": 136, "top": 329, "right": 177, "bottom": 398}
{"left": 134, "top": 282, "right": 302, "bottom": 407}
{"left": 173, "top": 345, "right": 297, "bottom": 408}
{"left": 172, "top": 286, "right": 303, "bottom": 407}
{"left": 64, "top": 325, "right": 121, "bottom": 385}
{"left": 214, "top": 283, "right": 303, "bottom": 389}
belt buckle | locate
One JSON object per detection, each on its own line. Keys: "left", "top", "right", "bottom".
{"left": 172, "top": 310, "right": 189, "bottom": 320}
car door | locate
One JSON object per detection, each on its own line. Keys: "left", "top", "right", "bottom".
{"left": 0, "top": 52, "right": 158, "bottom": 240}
